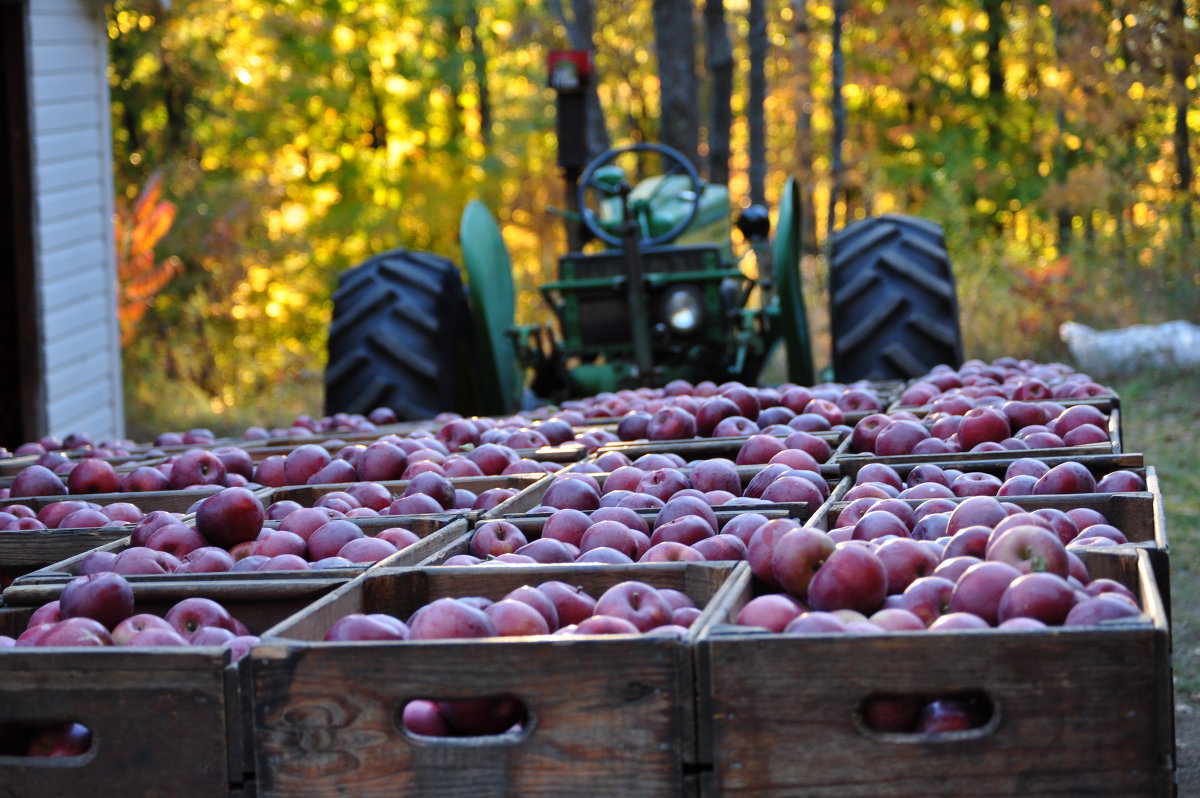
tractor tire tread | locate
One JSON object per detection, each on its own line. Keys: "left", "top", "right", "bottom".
{"left": 829, "top": 216, "right": 963, "bottom": 382}
{"left": 325, "top": 249, "right": 473, "bottom": 419}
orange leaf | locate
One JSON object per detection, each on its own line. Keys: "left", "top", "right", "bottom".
{"left": 132, "top": 170, "right": 165, "bottom": 222}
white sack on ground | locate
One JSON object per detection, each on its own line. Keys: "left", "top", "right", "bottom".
{"left": 1060, "top": 320, "right": 1200, "bottom": 378}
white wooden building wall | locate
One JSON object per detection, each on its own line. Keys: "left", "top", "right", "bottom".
{"left": 26, "top": 0, "right": 124, "bottom": 441}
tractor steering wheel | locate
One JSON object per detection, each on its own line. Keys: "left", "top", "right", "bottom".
{"left": 577, "top": 143, "right": 704, "bottom": 247}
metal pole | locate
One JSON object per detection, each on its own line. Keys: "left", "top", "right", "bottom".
{"left": 618, "top": 184, "right": 654, "bottom": 381}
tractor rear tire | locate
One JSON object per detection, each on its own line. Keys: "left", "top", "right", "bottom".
{"left": 324, "top": 249, "right": 477, "bottom": 420}
{"left": 828, "top": 214, "right": 963, "bottom": 382}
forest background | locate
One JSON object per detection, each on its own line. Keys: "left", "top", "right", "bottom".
{"left": 107, "top": 0, "right": 1198, "bottom": 440}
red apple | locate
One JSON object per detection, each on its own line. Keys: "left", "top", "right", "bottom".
{"left": 986, "top": 525, "right": 1069, "bottom": 577}
{"left": 177, "top": 546, "right": 237, "bottom": 574}
{"left": 956, "top": 406, "right": 1012, "bottom": 450}
{"left": 894, "top": 576, "right": 956, "bottom": 627}
{"left": 308, "top": 520, "right": 366, "bottom": 560}
{"left": 536, "top": 581, "right": 596, "bottom": 626}
{"left": 59, "top": 571, "right": 134, "bottom": 630}
{"left": 807, "top": 545, "right": 888, "bottom": 615}
{"left": 324, "top": 613, "right": 410, "bottom": 641}
{"left": 112, "top": 613, "right": 175, "bottom": 646}
{"left": 165, "top": 597, "right": 238, "bottom": 636}
{"left": 996, "top": 572, "right": 1077, "bottom": 625}
{"left": 875, "top": 537, "right": 939, "bottom": 594}
{"left": 408, "top": 598, "right": 496, "bottom": 640}
{"left": 66, "top": 459, "right": 120, "bottom": 495}
{"left": 195, "top": 487, "right": 266, "bottom": 549}
{"left": 593, "top": 580, "right": 673, "bottom": 631}
{"left": 950, "top": 561, "right": 1022, "bottom": 625}
{"left": 736, "top": 594, "right": 806, "bottom": 631}
{"left": 168, "top": 449, "right": 227, "bottom": 490}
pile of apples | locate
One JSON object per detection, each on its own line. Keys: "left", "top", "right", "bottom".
{"left": 1, "top": 571, "right": 259, "bottom": 656}
{"left": 734, "top": 488, "right": 1147, "bottom": 635}
{"left": 850, "top": 401, "right": 1115, "bottom": 457}
{"left": 323, "top": 578, "right": 700, "bottom": 642}
{"left": 78, "top": 486, "right": 446, "bottom": 575}
{"left": 0, "top": 498, "right": 146, "bottom": 532}
{"left": 3, "top": 432, "right": 557, "bottom": 502}
{"left": 897, "top": 359, "right": 1114, "bottom": 407}
{"left": 10, "top": 431, "right": 138, "bottom": 461}
{"left": 533, "top": 430, "right": 834, "bottom": 510}
{"left": 835, "top": 480, "right": 1136, "bottom": 549}
{"left": 446, "top": 496, "right": 758, "bottom": 567}
{"left": 878, "top": 458, "right": 1145, "bottom": 500}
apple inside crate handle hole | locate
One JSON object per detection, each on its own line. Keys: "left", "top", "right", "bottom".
{"left": 0, "top": 720, "right": 95, "bottom": 761}
{"left": 853, "top": 690, "right": 999, "bottom": 741}
{"left": 394, "top": 695, "right": 536, "bottom": 744}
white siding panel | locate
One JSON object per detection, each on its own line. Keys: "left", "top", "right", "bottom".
{"left": 41, "top": 237, "right": 107, "bottom": 284}
{"left": 36, "top": 181, "right": 104, "bottom": 224}
{"left": 37, "top": 154, "right": 104, "bottom": 194}
{"left": 33, "top": 127, "right": 103, "bottom": 165}
{"left": 45, "top": 341, "right": 111, "bottom": 398}
{"left": 27, "top": 0, "right": 124, "bottom": 441}
{"left": 29, "top": 0, "right": 96, "bottom": 15}
{"left": 38, "top": 211, "right": 106, "bottom": 254}
{"left": 42, "top": 266, "right": 110, "bottom": 316}
{"left": 28, "top": 10, "right": 98, "bottom": 44}
{"left": 43, "top": 321, "right": 108, "bottom": 367}
{"left": 42, "top": 291, "right": 110, "bottom": 343}
{"left": 46, "top": 376, "right": 118, "bottom": 440}
{"left": 30, "top": 43, "right": 100, "bottom": 75}
{"left": 30, "top": 71, "right": 98, "bottom": 105}
{"left": 32, "top": 97, "right": 103, "bottom": 138}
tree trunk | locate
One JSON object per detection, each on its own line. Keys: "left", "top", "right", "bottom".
{"left": 1050, "top": 4, "right": 1072, "bottom": 249}
{"left": 791, "top": 0, "right": 817, "bottom": 253}
{"left": 983, "top": 0, "right": 1005, "bottom": 149}
{"left": 704, "top": 0, "right": 733, "bottom": 185}
{"left": 652, "top": 0, "right": 700, "bottom": 167}
{"left": 466, "top": 1, "right": 491, "bottom": 149}
{"left": 747, "top": 0, "right": 767, "bottom": 205}
{"left": 827, "top": 0, "right": 847, "bottom": 240}
{"left": 1170, "top": 0, "right": 1195, "bottom": 244}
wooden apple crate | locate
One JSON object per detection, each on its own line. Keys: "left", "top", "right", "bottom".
{"left": 815, "top": 475, "right": 1170, "bottom": 617}
{"left": 3, "top": 516, "right": 471, "bottom": 600}
{"left": 591, "top": 428, "right": 847, "bottom": 467}
{"left": 0, "top": 525, "right": 130, "bottom": 588}
{"left": 0, "top": 486, "right": 261, "bottom": 586}
{"left": 249, "top": 561, "right": 747, "bottom": 797}
{"left": 486, "top": 467, "right": 850, "bottom": 520}
{"left": 693, "top": 548, "right": 1174, "bottom": 797}
{"left": 0, "top": 577, "right": 343, "bottom": 798}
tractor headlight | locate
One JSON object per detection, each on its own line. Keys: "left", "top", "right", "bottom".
{"left": 662, "top": 286, "right": 704, "bottom": 336}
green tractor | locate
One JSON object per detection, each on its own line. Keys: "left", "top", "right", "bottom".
{"left": 324, "top": 137, "right": 964, "bottom": 420}
{"left": 326, "top": 140, "right": 808, "bottom": 419}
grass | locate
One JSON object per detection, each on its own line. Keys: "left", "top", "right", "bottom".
{"left": 1113, "top": 370, "right": 1200, "bottom": 694}
{"left": 1109, "top": 368, "right": 1200, "bottom": 788}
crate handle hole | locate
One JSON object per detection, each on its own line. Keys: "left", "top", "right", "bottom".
{"left": 0, "top": 722, "right": 93, "bottom": 761}
{"left": 397, "top": 697, "right": 534, "bottom": 744}
{"left": 854, "top": 691, "right": 998, "bottom": 741}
